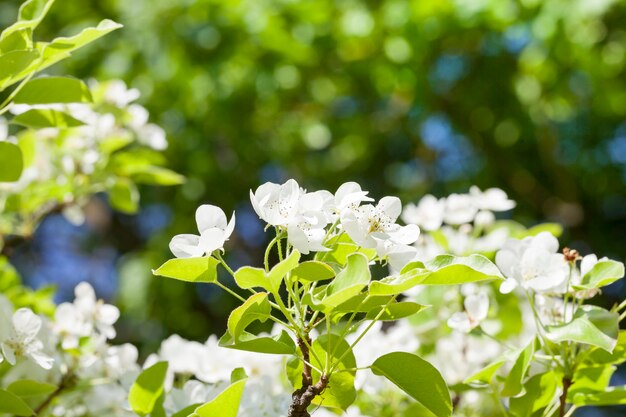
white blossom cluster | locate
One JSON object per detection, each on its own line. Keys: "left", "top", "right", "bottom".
{"left": 171, "top": 180, "right": 421, "bottom": 271}
{"left": 401, "top": 186, "right": 516, "bottom": 263}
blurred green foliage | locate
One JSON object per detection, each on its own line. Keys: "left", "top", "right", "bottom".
{"left": 2, "top": 0, "right": 626, "bottom": 348}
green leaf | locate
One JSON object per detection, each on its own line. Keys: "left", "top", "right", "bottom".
{"left": 218, "top": 330, "right": 296, "bottom": 355}
{"left": 36, "top": 20, "right": 123, "bottom": 72}
{"left": 0, "top": 389, "right": 34, "bottom": 416}
{"left": 370, "top": 254, "right": 502, "bottom": 295}
{"left": 419, "top": 254, "right": 504, "bottom": 285}
{"left": 546, "top": 305, "right": 619, "bottom": 353}
{"left": 318, "top": 252, "right": 370, "bottom": 311}
{"left": 18, "top": 0, "right": 55, "bottom": 25}
{"left": 234, "top": 266, "right": 269, "bottom": 290}
{"left": 227, "top": 292, "right": 271, "bottom": 341}
{"left": 12, "top": 108, "right": 84, "bottom": 128}
{"left": 585, "top": 331, "right": 626, "bottom": 365}
{"left": 523, "top": 223, "right": 564, "bottom": 238}
{"left": 0, "top": 28, "right": 32, "bottom": 54}
{"left": 323, "top": 241, "right": 377, "bottom": 266}
{"left": 509, "top": 371, "right": 559, "bottom": 417}
{"left": 153, "top": 257, "right": 220, "bottom": 283}
{"left": 0, "top": 49, "right": 39, "bottom": 91}
{"left": 369, "top": 268, "right": 431, "bottom": 295}
{"left": 365, "top": 301, "right": 427, "bottom": 321}
{"left": 268, "top": 250, "right": 300, "bottom": 292}
{"left": 501, "top": 340, "right": 535, "bottom": 397}
{"left": 129, "top": 361, "right": 168, "bottom": 417}
{"left": 334, "top": 293, "right": 395, "bottom": 313}
{"left": 172, "top": 404, "right": 201, "bottom": 417}
{"left": 109, "top": 178, "right": 139, "bottom": 213}
{"left": 291, "top": 260, "right": 335, "bottom": 282}
{"left": 193, "top": 378, "right": 247, "bottom": 417}
{"left": 230, "top": 368, "right": 247, "bottom": 383}
{"left": 371, "top": 352, "right": 451, "bottom": 417}
{"left": 128, "top": 166, "right": 185, "bottom": 186}
{"left": 571, "top": 387, "right": 626, "bottom": 406}
{"left": 7, "top": 379, "right": 56, "bottom": 397}
{"left": 464, "top": 359, "right": 507, "bottom": 385}
{"left": 13, "top": 76, "right": 92, "bottom": 104}
{"left": 0, "top": 142, "right": 23, "bottom": 182}
{"left": 568, "top": 365, "right": 615, "bottom": 399}
{"left": 574, "top": 260, "right": 625, "bottom": 290}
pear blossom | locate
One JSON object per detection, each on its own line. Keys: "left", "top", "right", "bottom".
{"left": 53, "top": 302, "right": 91, "bottom": 349}
{"left": 329, "top": 182, "right": 374, "bottom": 216}
{"left": 341, "top": 196, "right": 420, "bottom": 249}
{"left": 287, "top": 189, "right": 331, "bottom": 254}
{"left": 401, "top": 194, "right": 445, "bottom": 231}
{"left": 447, "top": 292, "right": 489, "bottom": 333}
{"left": 0, "top": 308, "right": 54, "bottom": 369}
{"left": 443, "top": 193, "right": 477, "bottom": 225}
{"left": 250, "top": 179, "right": 302, "bottom": 227}
{"left": 469, "top": 186, "right": 516, "bottom": 211}
{"left": 73, "top": 282, "right": 120, "bottom": 340}
{"left": 169, "top": 204, "right": 236, "bottom": 258}
{"left": 496, "top": 232, "right": 569, "bottom": 294}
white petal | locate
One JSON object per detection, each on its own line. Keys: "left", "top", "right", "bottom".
{"left": 287, "top": 223, "right": 312, "bottom": 255}
{"left": 30, "top": 351, "right": 54, "bottom": 370}
{"left": 224, "top": 212, "right": 236, "bottom": 240}
{"left": 99, "top": 304, "right": 120, "bottom": 326}
{"left": 532, "top": 232, "right": 559, "bottom": 253}
{"left": 75, "top": 282, "right": 96, "bottom": 302}
{"left": 447, "top": 312, "right": 471, "bottom": 333}
{"left": 169, "top": 234, "right": 203, "bottom": 258}
{"left": 378, "top": 196, "right": 402, "bottom": 221}
{"left": 499, "top": 277, "right": 518, "bottom": 294}
{"left": 2, "top": 343, "right": 16, "bottom": 365}
{"left": 580, "top": 254, "right": 598, "bottom": 277}
{"left": 12, "top": 308, "right": 41, "bottom": 339}
{"left": 195, "top": 205, "right": 227, "bottom": 233}
{"left": 387, "top": 224, "right": 420, "bottom": 245}
{"left": 465, "top": 293, "right": 489, "bottom": 322}
{"left": 198, "top": 228, "right": 227, "bottom": 254}
{"left": 495, "top": 249, "right": 517, "bottom": 278}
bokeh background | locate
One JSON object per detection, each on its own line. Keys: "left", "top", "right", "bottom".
{"left": 1, "top": 0, "right": 626, "bottom": 376}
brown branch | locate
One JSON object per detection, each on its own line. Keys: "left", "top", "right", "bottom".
{"left": 288, "top": 336, "right": 329, "bottom": 417}
{"left": 559, "top": 377, "right": 572, "bottom": 417}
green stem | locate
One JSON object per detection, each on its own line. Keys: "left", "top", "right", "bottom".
{"left": 215, "top": 281, "right": 247, "bottom": 303}
{"left": 0, "top": 71, "right": 36, "bottom": 116}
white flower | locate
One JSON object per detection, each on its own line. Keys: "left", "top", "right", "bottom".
{"left": 341, "top": 196, "right": 420, "bottom": 249}
{"left": 169, "top": 204, "right": 236, "bottom": 258}
{"left": 287, "top": 190, "right": 330, "bottom": 254}
{"left": 447, "top": 292, "right": 489, "bottom": 333}
{"left": 331, "top": 182, "right": 374, "bottom": 216}
{"left": 496, "top": 232, "right": 569, "bottom": 294}
{"left": 401, "top": 194, "right": 445, "bottom": 231}
{"left": 470, "top": 186, "right": 516, "bottom": 212}
{"left": 250, "top": 179, "right": 302, "bottom": 227}
{"left": 53, "top": 302, "right": 90, "bottom": 349}
{"left": 443, "top": 193, "right": 477, "bottom": 225}
{"left": 0, "top": 308, "right": 54, "bottom": 369}
{"left": 102, "top": 80, "right": 140, "bottom": 107}
{"left": 74, "top": 282, "right": 120, "bottom": 340}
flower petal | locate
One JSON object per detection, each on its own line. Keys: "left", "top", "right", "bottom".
{"left": 196, "top": 205, "right": 227, "bottom": 233}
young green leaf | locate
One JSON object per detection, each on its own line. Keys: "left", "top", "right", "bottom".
{"left": 509, "top": 371, "right": 559, "bottom": 417}
{"left": 12, "top": 108, "right": 84, "bottom": 129}
{"left": 501, "top": 340, "right": 535, "bottom": 397}
{"left": 419, "top": 254, "right": 504, "bottom": 285}
{"left": 152, "top": 256, "right": 220, "bottom": 283}
{"left": 13, "top": 76, "right": 92, "bottom": 104}
{"left": 0, "top": 142, "right": 23, "bottom": 182}
{"left": 109, "top": 178, "right": 139, "bottom": 214}
{"left": 0, "top": 389, "right": 34, "bottom": 416}
{"left": 193, "top": 378, "right": 247, "bottom": 417}
{"left": 234, "top": 266, "right": 269, "bottom": 290}
{"left": 365, "top": 301, "right": 427, "bottom": 321}
{"left": 227, "top": 292, "right": 271, "bottom": 341}
{"left": 267, "top": 249, "right": 300, "bottom": 292}
{"left": 546, "top": 305, "right": 619, "bottom": 353}
{"left": 371, "top": 352, "right": 451, "bottom": 417}
{"left": 0, "top": 50, "right": 39, "bottom": 91}
{"left": 129, "top": 361, "right": 168, "bottom": 417}
{"left": 291, "top": 260, "right": 335, "bottom": 282}
{"left": 574, "top": 260, "right": 625, "bottom": 290}
{"left": 7, "top": 379, "right": 56, "bottom": 398}
{"left": 318, "top": 252, "right": 370, "bottom": 311}
{"left": 218, "top": 330, "right": 296, "bottom": 355}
